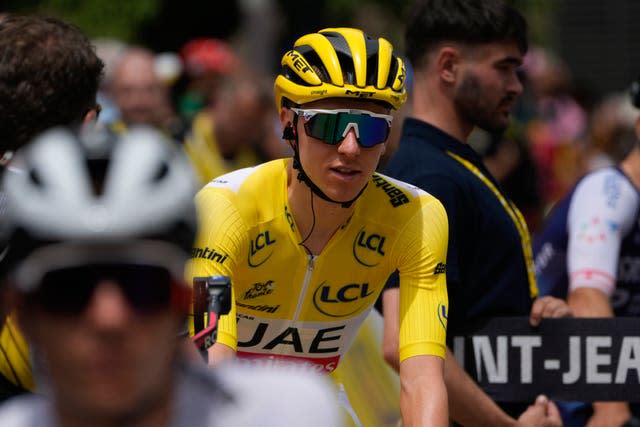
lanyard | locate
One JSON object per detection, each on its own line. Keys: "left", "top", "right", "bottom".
{"left": 446, "top": 150, "right": 538, "bottom": 298}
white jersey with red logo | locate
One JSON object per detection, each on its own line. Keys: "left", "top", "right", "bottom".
{"left": 534, "top": 166, "right": 640, "bottom": 315}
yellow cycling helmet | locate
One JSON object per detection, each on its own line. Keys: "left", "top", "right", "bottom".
{"left": 274, "top": 27, "right": 407, "bottom": 112}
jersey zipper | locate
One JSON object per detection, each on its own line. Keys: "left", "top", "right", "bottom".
{"left": 292, "top": 254, "right": 315, "bottom": 321}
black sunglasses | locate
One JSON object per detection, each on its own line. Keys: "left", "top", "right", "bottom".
{"left": 24, "top": 263, "right": 179, "bottom": 316}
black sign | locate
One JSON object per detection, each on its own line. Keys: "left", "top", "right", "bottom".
{"left": 452, "top": 317, "right": 640, "bottom": 402}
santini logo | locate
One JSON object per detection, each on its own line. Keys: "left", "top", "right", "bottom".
{"left": 435, "top": 262, "right": 446, "bottom": 274}
{"left": 371, "top": 174, "right": 409, "bottom": 207}
{"left": 191, "top": 247, "right": 228, "bottom": 264}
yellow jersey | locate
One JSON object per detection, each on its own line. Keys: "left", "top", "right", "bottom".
{"left": 187, "top": 158, "right": 449, "bottom": 372}
{"left": 183, "top": 111, "right": 262, "bottom": 184}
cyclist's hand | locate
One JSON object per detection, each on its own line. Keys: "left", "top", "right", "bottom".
{"left": 530, "top": 296, "right": 571, "bottom": 327}
{"left": 585, "top": 402, "right": 631, "bottom": 427}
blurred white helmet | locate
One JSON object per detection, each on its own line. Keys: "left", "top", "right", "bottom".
{"left": 2, "top": 125, "right": 198, "bottom": 290}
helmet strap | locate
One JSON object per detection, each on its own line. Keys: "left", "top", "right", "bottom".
{"left": 284, "top": 114, "right": 366, "bottom": 209}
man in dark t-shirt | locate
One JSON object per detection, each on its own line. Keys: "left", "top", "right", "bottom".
{"left": 378, "top": 1, "right": 569, "bottom": 426}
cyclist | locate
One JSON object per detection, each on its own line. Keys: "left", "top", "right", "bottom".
{"left": 0, "top": 126, "right": 339, "bottom": 427}
{"left": 533, "top": 80, "right": 640, "bottom": 427}
{"left": 187, "top": 27, "right": 450, "bottom": 426}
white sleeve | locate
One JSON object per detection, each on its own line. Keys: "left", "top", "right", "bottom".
{"left": 567, "top": 169, "right": 639, "bottom": 296}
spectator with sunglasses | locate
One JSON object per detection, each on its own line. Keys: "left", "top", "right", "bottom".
{"left": 378, "top": 1, "right": 566, "bottom": 426}
{"left": 0, "top": 126, "right": 339, "bottom": 427}
{"left": 187, "top": 27, "right": 450, "bottom": 426}
{"left": 0, "top": 13, "right": 104, "bottom": 403}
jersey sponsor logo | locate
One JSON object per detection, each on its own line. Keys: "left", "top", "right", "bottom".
{"left": 534, "top": 242, "right": 555, "bottom": 272}
{"left": 312, "top": 281, "right": 374, "bottom": 317}
{"left": 191, "top": 246, "right": 228, "bottom": 264}
{"left": 236, "top": 301, "right": 280, "bottom": 314}
{"left": 236, "top": 352, "right": 340, "bottom": 373}
{"left": 604, "top": 173, "right": 622, "bottom": 208}
{"left": 352, "top": 227, "right": 387, "bottom": 267}
{"left": 576, "top": 216, "right": 614, "bottom": 244}
{"left": 248, "top": 230, "right": 276, "bottom": 267}
{"left": 243, "top": 280, "right": 275, "bottom": 300}
{"left": 371, "top": 174, "right": 409, "bottom": 207}
{"left": 435, "top": 262, "right": 446, "bottom": 274}
{"left": 237, "top": 322, "right": 345, "bottom": 356}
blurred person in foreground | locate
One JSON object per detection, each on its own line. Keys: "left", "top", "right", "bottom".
{"left": 187, "top": 27, "right": 450, "bottom": 426}
{"left": 0, "top": 13, "right": 104, "bottom": 402}
{"left": 379, "top": 0, "right": 567, "bottom": 425}
{"left": 0, "top": 126, "right": 339, "bottom": 427}
{"left": 533, "top": 80, "right": 640, "bottom": 427}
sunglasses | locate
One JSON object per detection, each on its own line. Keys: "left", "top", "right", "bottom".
{"left": 23, "top": 263, "right": 183, "bottom": 316}
{"left": 290, "top": 108, "right": 393, "bottom": 148}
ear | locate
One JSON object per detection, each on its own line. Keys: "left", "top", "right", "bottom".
{"left": 635, "top": 116, "right": 640, "bottom": 141}
{"left": 279, "top": 107, "right": 294, "bottom": 129}
{"left": 279, "top": 107, "right": 298, "bottom": 141}
{"left": 435, "top": 46, "right": 461, "bottom": 84}
{"left": 82, "top": 104, "right": 101, "bottom": 126}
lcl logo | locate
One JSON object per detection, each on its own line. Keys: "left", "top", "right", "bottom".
{"left": 312, "top": 282, "right": 375, "bottom": 317}
{"left": 352, "top": 227, "right": 386, "bottom": 267}
{"left": 248, "top": 231, "right": 276, "bottom": 267}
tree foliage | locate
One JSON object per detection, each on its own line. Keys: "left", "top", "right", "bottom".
{"left": 2, "top": 0, "right": 158, "bottom": 42}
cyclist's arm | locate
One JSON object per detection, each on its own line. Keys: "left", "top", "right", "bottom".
{"left": 566, "top": 170, "right": 637, "bottom": 300}
{"left": 186, "top": 188, "right": 246, "bottom": 359}
{"left": 207, "top": 343, "right": 235, "bottom": 365}
{"left": 565, "top": 170, "right": 638, "bottom": 426}
{"left": 395, "top": 197, "right": 449, "bottom": 426}
{"left": 400, "top": 355, "right": 447, "bottom": 427}
{"left": 568, "top": 287, "right": 613, "bottom": 317}
{"left": 381, "top": 286, "right": 400, "bottom": 372}
{"left": 384, "top": 287, "right": 520, "bottom": 427}
{"left": 568, "top": 288, "right": 632, "bottom": 427}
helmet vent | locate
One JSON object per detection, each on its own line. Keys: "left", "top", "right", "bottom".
{"left": 28, "top": 169, "right": 43, "bottom": 188}
{"left": 152, "top": 161, "right": 169, "bottom": 183}
{"left": 86, "top": 158, "right": 109, "bottom": 196}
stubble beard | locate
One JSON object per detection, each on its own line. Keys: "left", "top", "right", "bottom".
{"left": 454, "top": 72, "right": 511, "bottom": 135}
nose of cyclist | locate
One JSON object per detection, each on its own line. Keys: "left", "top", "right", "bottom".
{"left": 337, "top": 128, "right": 361, "bottom": 157}
{"left": 85, "top": 281, "right": 134, "bottom": 331}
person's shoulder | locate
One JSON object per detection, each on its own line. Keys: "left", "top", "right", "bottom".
{"left": 370, "top": 172, "right": 442, "bottom": 207}
{"left": 180, "top": 362, "right": 341, "bottom": 427}
{"left": 0, "top": 394, "right": 49, "bottom": 427}
{"left": 573, "top": 166, "right": 638, "bottom": 204}
{"left": 198, "top": 159, "right": 286, "bottom": 196}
